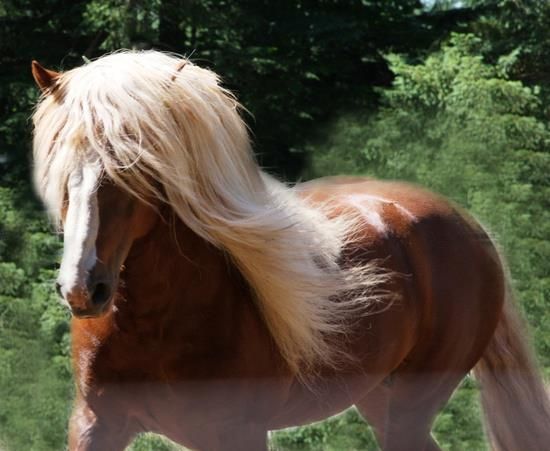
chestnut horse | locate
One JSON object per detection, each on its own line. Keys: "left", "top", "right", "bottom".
{"left": 31, "top": 52, "right": 549, "bottom": 451}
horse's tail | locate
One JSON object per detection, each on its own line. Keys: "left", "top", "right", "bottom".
{"left": 473, "top": 279, "right": 550, "bottom": 450}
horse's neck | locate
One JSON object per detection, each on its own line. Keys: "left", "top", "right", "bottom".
{"left": 95, "top": 211, "right": 288, "bottom": 383}
{"left": 118, "top": 211, "right": 253, "bottom": 340}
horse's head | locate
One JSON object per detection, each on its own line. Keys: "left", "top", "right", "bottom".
{"left": 32, "top": 61, "right": 159, "bottom": 317}
{"left": 30, "top": 53, "right": 257, "bottom": 320}
{"left": 57, "top": 167, "right": 158, "bottom": 317}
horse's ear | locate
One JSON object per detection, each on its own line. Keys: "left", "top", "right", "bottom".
{"left": 31, "top": 60, "right": 60, "bottom": 93}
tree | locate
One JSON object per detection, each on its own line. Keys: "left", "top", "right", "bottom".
{"left": 1, "top": 0, "right": 481, "bottom": 181}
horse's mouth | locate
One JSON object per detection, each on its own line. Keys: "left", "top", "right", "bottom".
{"left": 69, "top": 294, "right": 114, "bottom": 319}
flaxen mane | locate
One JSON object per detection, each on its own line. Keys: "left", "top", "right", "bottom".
{"left": 33, "top": 51, "right": 387, "bottom": 375}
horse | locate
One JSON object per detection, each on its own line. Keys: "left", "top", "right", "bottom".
{"left": 31, "top": 51, "right": 550, "bottom": 451}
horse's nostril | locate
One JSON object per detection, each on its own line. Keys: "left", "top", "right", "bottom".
{"left": 91, "top": 282, "right": 111, "bottom": 306}
{"left": 55, "top": 282, "right": 63, "bottom": 298}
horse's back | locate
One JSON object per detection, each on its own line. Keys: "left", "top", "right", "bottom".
{"left": 298, "top": 176, "right": 465, "bottom": 229}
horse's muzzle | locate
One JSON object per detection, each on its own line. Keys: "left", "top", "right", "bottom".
{"left": 56, "top": 277, "right": 114, "bottom": 318}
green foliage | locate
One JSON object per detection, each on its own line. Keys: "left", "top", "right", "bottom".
{"left": 1, "top": 0, "right": 468, "bottom": 180}
{"left": 271, "top": 409, "right": 378, "bottom": 451}
{"left": 465, "top": 1, "right": 550, "bottom": 88}
{"left": 433, "top": 378, "right": 486, "bottom": 451}
{"left": 0, "top": 187, "right": 71, "bottom": 450}
{"left": 84, "top": 0, "right": 161, "bottom": 49}
{"left": 128, "top": 433, "right": 184, "bottom": 451}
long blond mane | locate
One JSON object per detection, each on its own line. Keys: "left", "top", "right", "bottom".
{"left": 33, "top": 51, "right": 387, "bottom": 376}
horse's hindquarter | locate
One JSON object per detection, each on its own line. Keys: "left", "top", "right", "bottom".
{"left": 267, "top": 180, "right": 429, "bottom": 427}
{"left": 293, "top": 178, "right": 504, "bottom": 393}
{"left": 268, "top": 178, "right": 505, "bottom": 430}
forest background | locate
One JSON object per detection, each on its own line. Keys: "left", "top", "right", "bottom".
{"left": 1, "top": 0, "right": 549, "bottom": 450}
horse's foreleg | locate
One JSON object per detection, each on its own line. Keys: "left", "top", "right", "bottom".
{"left": 356, "top": 383, "right": 442, "bottom": 451}
{"left": 355, "top": 384, "right": 390, "bottom": 446}
{"left": 68, "top": 397, "right": 135, "bottom": 451}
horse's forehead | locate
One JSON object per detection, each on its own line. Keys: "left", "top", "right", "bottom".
{"left": 66, "top": 163, "right": 102, "bottom": 206}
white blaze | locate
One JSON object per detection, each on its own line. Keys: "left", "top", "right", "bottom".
{"left": 57, "top": 163, "right": 100, "bottom": 300}
{"left": 346, "top": 193, "right": 416, "bottom": 235}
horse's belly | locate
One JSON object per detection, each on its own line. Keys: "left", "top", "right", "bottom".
{"left": 266, "top": 370, "right": 387, "bottom": 430}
